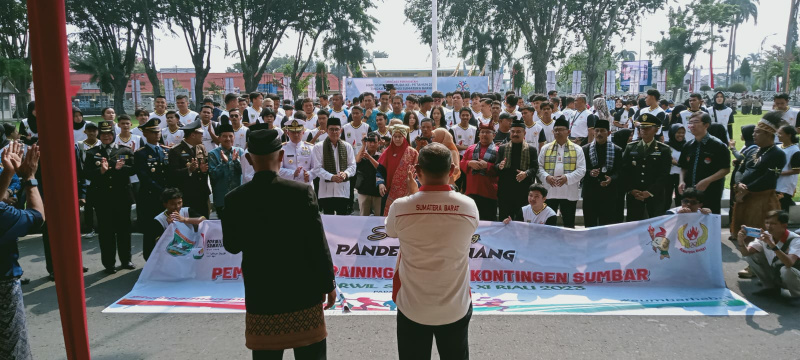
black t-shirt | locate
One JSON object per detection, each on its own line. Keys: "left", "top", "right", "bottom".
{"left": 738, "top": 145, "right": 786, "bottom": 192}
{"left": 678, "top": 134, "right": 731, "bottom": 191}
{"left": 494, "top": 130, "right": 511, "bottom": 146}
{"left": 356, "top": 153, "right": 381, "bottom": 196}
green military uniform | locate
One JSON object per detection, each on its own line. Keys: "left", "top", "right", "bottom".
{"left": 621, "top": 113, "right": 673, "bottom": 221}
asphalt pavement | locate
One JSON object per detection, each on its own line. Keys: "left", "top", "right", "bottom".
{"left": 17, "top": 229, "right": 800, "bottom": 360}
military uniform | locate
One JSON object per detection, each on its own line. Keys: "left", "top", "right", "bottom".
{"left": 742, "top": 97, "right": 751, "bottom": 115}
{"left": 134, "top": 118, "right": 169, "bottom": 260}
{"left": 167, "top": 120, "right": 211, "bottom": 219}
{"left": 83, "top": 121, "right": 136, "bottom": 272}
{"left": 280, "top": 120, "right": 317, "bottom": 185}
{"left": 621, "top": 114, "right": 673, "bottom": 221}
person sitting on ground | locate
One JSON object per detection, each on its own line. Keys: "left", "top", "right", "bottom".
{"left": 735, "top": 210, "right": 800, "bottom": 305}
{"left": 666, "top": 187, "right": 711, "bottom": 215}
{"left": 503, "top": 183, "right": 557, "bottom": 226}
{"left": 144, "top": 188, "right": 206, "bottom": 259}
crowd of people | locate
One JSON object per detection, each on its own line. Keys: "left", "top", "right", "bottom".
{"left": 2, "top": 87, "right": 800, "bottom": 359}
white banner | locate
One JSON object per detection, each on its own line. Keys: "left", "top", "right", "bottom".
{"left": 630, "top": 69, "right": 640, "bottom": 95}
{"left": 282, "top": 77, "right": 293, "bottom": 101}
{"left": 492, "top": 67, "right": 504, "bottom": 92}
{"left": 546, "top": 71, "right": 556, "bottom": 92}
{"left": 164, "top": 78, "right": 175, "bottom": 104}
{"left": 345, "top": 76, "right": 489, "bottom": 100}
{"left": 571, "top": 71, "right": 582, "bottom": 94}
{"left": 190, "top": 77, "right": 197, "bottom": 103}
{"left": 224, "top": 77, "right": 235, "bottom": 94}
{"left": 131, "top": 79, "right": 142, "bottom": 104}
{"left": 692, "top": 69, "right": 702, "bottom": 93}
{"left": 604, "top": 70, "right": 616, "bottom": 95}
{"left": 106, "top": 215, "right": 762, "bottom": 315}
{"left": 655, "top": 69, "right": 667, "bottom": 94}
{"left": 308, "top": 76, "right": 317, "bottom": 99}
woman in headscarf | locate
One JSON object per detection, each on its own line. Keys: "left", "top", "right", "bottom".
{"left": 376, "top": 124, "right": 419, "bottom": 215}
{"left": 18, "top": 101, "right": 38, "bottom": 145}
{"left": 431, "top": 128, "right": 461, "bottom": 187}
{"left": 666, "top": 124, "right": 686, "bottom": 209}
{"left": 592, "top": 97, "right": 612, "bottom": 123}
{"left": 709, "top": 91, "right": 734, "bottom": 139}
{"left": 611, "top": 128, "right": 633, "bottom": 223}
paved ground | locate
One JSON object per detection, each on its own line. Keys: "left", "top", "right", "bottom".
{"left": 17, "top": 228, "right": 800, "bottom": 360}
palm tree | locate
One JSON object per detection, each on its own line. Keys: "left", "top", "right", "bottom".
{"left": 614, "top": 50, "right": 637, "bottom": 62}
{"left": 725, "top": 0, "right": 759, "bottom": 87}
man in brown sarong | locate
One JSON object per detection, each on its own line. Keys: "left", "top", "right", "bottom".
{"left": 731, "top": 111, "right": 787, "bottom": 278}
{"left": 223, "top": 129, "right": 337, "bottom": 359}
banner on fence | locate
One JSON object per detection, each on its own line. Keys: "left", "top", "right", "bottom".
{"left": 546, "top": 71, "right": 556, "bottom": 92}
{"left": 345, "top": 77, "right": 489, "bottom": 100}
{"left": 105, "top": 215, "right": 763, "bottom": 315}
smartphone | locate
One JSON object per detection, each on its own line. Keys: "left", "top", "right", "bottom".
{"left": 743, "top": 226, "right": 761, "bottom": 238}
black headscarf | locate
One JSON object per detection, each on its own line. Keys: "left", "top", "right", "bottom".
{"left": 667, "top": 124, "right": 686, "bottom": 151}
{"left": 708, "top": 123, "right": 729, "bottom": 144}
{"left": 713, "top": 91, "right": 727, "bottom": 111}
{"left": 0, "top": 123, "right": 8, "bottom": 149}
{"left": 26, "top": 101, "right": 37, "bottom": 134}
{"left": 73, "top": 108, "right": 86, "bottom": 131}
{"left": 671, "top": 104, "right": 687, "bottom": 124}
{"left": 740, "top": 124, "right": 755, "bottom": 148}
{"left": 612, "top": 129, "right": 633, "bottom": 150}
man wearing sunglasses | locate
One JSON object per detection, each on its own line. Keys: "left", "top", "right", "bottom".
{"left": 666, "top": 187, "right": 711, "bottom": 215}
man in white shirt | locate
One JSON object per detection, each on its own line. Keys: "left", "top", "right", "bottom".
{"left": 476, "top": 98, "right": 494, "bottom": 125}
{"left": 736, "top": 210, "right": 800, "bottom": 304}
{"left": 198, "top": 105, "right": 220, "bottom": 151}
{"left": 678, "top": 93, "right": 707, "bottom": 142}
{"left": 311, "top": 117, "right": 356, "bottom": 214}
{"left": 537, "top": 116, "right": 587, "bottom": 228}
{"left": 521, "top": 105, "right": 547, "bottom": 148}
{"left": 501, "top": 95, "right": 522, "bottom": 120}
{"left": 567, "top": 94, "right": 594, "bottom": 145}
{"left": 385, "top": 143, "right": 478, "bottom": 360}
{"left": 161, "top": 111, "right": 184, "bottom": 147}
{"left": 306, "top": 110, "right": 329, "bottom": 144}
{"left": 175, "top": 95, "right": 198, "bottom": 125}
{"left": 634, "top": 89, "right": 668, "bottom": 141}
{"left": 151, "top": 95, "right": 169, "bottom": 129}
{"left": 229, "top": 108, "right": 249, "bottom": 149}
{"left": 774, "top": 93, "right": 800, "bottom": 129}
{"left": 242, "top": 92, "right": 264, "bottom": 126}
{"left": 450, "top": 108, "right": 477, "bottom": 156}
{"left": 328, "top": 93, "right": 350, "bottom": 125}
{"left": 279, "top": 119, "right": 315, "bottom": 185}
{"left": 342, "top": 106, "right": 370, "bottom": 153}
{"left": 444, "top": 92, "right": 465, "bottom": 126}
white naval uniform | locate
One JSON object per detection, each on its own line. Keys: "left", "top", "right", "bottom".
{"left": 162, "top": 128, "right": 185, "bottom": 147}
{"left": 342, "top": 122, "right": 370, "bottom": 153}
{"left": 178, "top": 110, "right": 199, "bottom": 126}
{"left": 311, "top": 140, "right": 357, "bottom": 199}
{"left": 232, "top": 125, "right": 249, "bottom": 149}
{"left": 451, "top": 124, "right": 477, "bottom": 156}
{"left": 280, "top": 140, "right": 316, "bottom": 184}
{"left": 521, "top": 204, "right": 557, "bottom": 224}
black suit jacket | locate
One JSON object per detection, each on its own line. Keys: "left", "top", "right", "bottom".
{"left": 167, "top": 141, "right": 210, "bottom": 197}
{"left": 83, "top": 144, "right": 135, "bottom": 204}
{"left": 581, "top": 142, "right": 623, "bottom": 198}
{"left": 135, "top": 143, "right": 169, "bottom": 197}
{"left": 222, "top": 170, "right": 335, "bottom": 315}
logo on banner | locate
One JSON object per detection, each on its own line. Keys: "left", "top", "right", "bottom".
{"left": 367, "top": 226, "right": 388, "bottom": 241}
{"left": 455, "top": 80, "right": 471, "bottom": 92}
{"left": 646, "top": 226, "right": 670, "bottom": 260}
{"left": 471, "top": 234, "right": 481, "bottom": 244}
{"left": 677, "top": 223, "right": 708, "bottom": 253}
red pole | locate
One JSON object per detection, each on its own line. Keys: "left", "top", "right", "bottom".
{"left": 709, "top": 53, "right": 715, "bottom": 89}
{"left": 27, "top": 1, "right": 92, "bottom": 359}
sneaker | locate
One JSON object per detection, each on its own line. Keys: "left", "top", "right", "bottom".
{"left": 738, "top": 266, "right": 755, "bottom": 279}
{"left": 82, "top": 231, "right": 96, "bottom": 238}
{"left": 752, "top": 287, "right": 782, "bottom": 297}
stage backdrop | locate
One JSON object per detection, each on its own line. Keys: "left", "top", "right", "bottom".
{"left": 344, "top": 77, "right": 489, "bottom": 100}
{"left": 105, "top": 214, "right": 764, "bottom": 316}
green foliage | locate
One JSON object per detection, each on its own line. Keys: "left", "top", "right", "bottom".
{"left": 265, "top": 55, "right": 295, "bottom": 74}
{"left": 556, "top": 50, "right": 614, "bottom": 93}
{"left": 512, "top": 62, "right": 525, "bottom": 91}
{"left": 728, "top": 83, "right": 747, "bottom": 92}
{"left": 739, "top": 58, "right": 752, "bottom": 79}
{"left": 700, "top": 85, "right": 712, "bottom": 91}
{"left": 206, "top": 81, "right": 223, "bottom": 94}
{"left": 372, "top": 51, "right": 389, "bottom": 59}
{"left": 315, "top": 62, "right": 329, "bottom": 96}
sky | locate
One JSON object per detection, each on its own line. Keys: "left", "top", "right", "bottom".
{"left": 132, "top": 0, "right": 788, "bottom": 81}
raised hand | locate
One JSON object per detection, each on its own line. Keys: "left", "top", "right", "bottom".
{"left": 100, "top": 158, "right": 109, "bottom": 174}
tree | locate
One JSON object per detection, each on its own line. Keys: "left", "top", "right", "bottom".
{"left": 206, "top": 80, "right": 222, "bottom": 96}
{"left": 648, "top": 2, "right": 734, "bottom": 93}
{"left": 230, "top": 0, "right": 297, "bottom": 93}
{"left": 315, "top": 62, "right": 329, "bottom": 96}
{"left": 405, "top": 0, "right": 572, "bottom": 93}
{"left": 615, "top": 50, "right": 637, "bottom": 62}
{"left": 725, "top": 0, "right": 759, "bottom": 87}
{"left": 167, "top": 0, "right": 229, "bottom": 110}
{"left": 283, "top": 0, "right": 377, "bottom": 98}
{"left": 265, "top": 55, "right": 295, "bottom": 73}
{"left": 372, "top": 51, "right": 389, "bottom": 59}
{"left": 512, "top": 62, "right": 525, "bottom": 92}
{"left": 728, "top": 83, "right": 747, "bottom": 92}
{"left": 739, "top": 57, "right": 752, "bottom": 83}
{"left": 700, "top": 85, "right": 712, "bottom": 91}
{"left": 556, "top": 50, "right": 614, "bottom": 93}
{"left": 784, "top": 0, "right": 800, "bottom": 92}
{"left": 226, "top": 62, "right": 243, "bottom": 73}
{"left": 0, "top": 0, "right": 30, "bottom": 118}
{"left": 138, "top": 0, "right": 165, "bottom": 97}
{"left": 67, "top": 0, "right": 146, "bottom": 115}
{"left": 569, "top": 0, "right": 663, "bottom": 99}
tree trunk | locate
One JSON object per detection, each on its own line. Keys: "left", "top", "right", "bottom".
{"left": 584, "top": 61, "right": 598, "bottom": 99}
{"left": 113, "top": 77, "right": 127, "bottom": 115}
{"left": 194, "top": 69, "right": 209, "bottom": 111}
{"left": 143, "top": 64, "right": 161, "bottom": 97}
{"left": 530, "top": 52, "right": 548, "bottom": 93}
{"left": 243, "top": 64, "right": 260, "bottom": 94}
{"left": 784, "top": 0, "right": 800, "bottom": 93}
{"left": 14, "top": 91, "right": 29, "bottom": 119}
{"left": 726, "top": 25, "right": 735, "bottom": 87}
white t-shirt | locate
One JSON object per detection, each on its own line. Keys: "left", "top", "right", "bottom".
{"left": 329, "top": 108, "right": 349, "bottom": 125}
{"left": 178, "top": 110, "right": 199, "bottom": 126}
{"left": 385, "top": 187, "right": 479, "bottom": 326}
{"left": 201, "top": 121, "right": 219, "bottom": 151}
{"left": 306, "top": 128, "right": 327, "bottom": 144}
{"left": 707, "top": 107, "right": 733, "bottom": 126}
{"left": 304, "top": 115, "right": 319, "bottom": 130}
{"left": 74, "top": 123, "right": 88, "bottom": 144}
{"left": 748, "top": 231, "right": 800, "bottom": 266}
{"left": 501, "top": 109, "right": 522, "bottom": 120}
{"left": 232, "top": 125, "right": 249, "bottom": 149}
{"left": 781, "top": 108, "right": 799, "bottom": 127}
{"left": 678, "top": 109, "right": 707, "bottom": 143}
{"left": 243, "top": 106, "right": 262, "bottom": 125}
{"left": 149, "top": 112, "right": 168, "bottom": 129}
{"left": 342, "top": 122, "right": 370, "bottom": 153}
{"left": 451, "top": 124, "right": 477, "bottom": 156}
{"left": 567, "top": 109, "right": 592, "bottom": 138}
{"left": 670, "top": 148, "right": 682, "bottom": 175}
{"left": 476, "top": 113, "right": 492, "bottom": 125}
{"left": 162, "top": 128, "right": 185, "bottom": 147}
{"left": 776, "top": 144, "right": 800, "bottom": 195}
{"left": 524, "top": 122, "right": 546, "bottom": 146}
{"left": 114, "top": 134, "right": 142, "bottom": 184}
{"left": 521, "top": 204, "right": 557, "bottom": 224}
{"left": 538, "top": 119, "right": 556, "bottom": 143}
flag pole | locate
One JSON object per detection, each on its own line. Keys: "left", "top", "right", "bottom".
{"left": 431, "top": 0, "right": 438, "bottom": 92}
{"left": 27, "top": 0, "right": 91, "bottom": 358}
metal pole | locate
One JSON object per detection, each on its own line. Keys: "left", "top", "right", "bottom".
{"left": 432, "top": 0, "right": 438, "bottom": 92}
{"left": 27, "top": 0, "right": 91, "bottom": 358}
